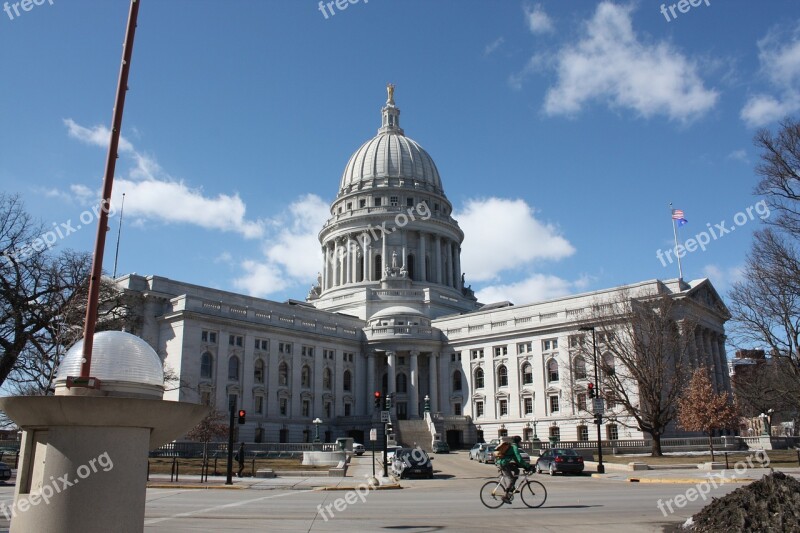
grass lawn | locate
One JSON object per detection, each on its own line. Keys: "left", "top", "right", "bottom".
{"left": 602, "top": 449, "right": 800, "bottom": 468}
{"left": 147, "top": 457, "right": 330, "bottom": 476}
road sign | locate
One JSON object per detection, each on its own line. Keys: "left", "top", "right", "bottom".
{"left": 370, "top": 428, "right": 377, "bottom": 442}
{"left": 381, "top": 410, "right": 391, "bottom": 423}
{"left": 593, "top": 398, "right": 604, "bottom": 414}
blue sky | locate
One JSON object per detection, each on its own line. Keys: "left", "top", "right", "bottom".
{"left": 1, "top": 0, "right": 799, "bottom": 306}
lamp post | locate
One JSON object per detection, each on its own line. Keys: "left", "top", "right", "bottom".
{"left": 424, "top": 395, "right": 430, "bottom": 413}
{"left": 531, "top": 417, "right": 538, "bottom": 440}
{"left": 579, "top": 325, "right": 605, "bottom": 474}
{"left": 313, "top": 418, "right": 322, "bottom": 443}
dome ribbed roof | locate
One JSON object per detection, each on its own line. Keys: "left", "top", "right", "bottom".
{"left": 340, "top": 133, "right": 442, "bottom": 193}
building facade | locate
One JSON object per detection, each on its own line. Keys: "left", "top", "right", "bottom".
{"left": 117, "top": 89, "right": 732, "bottom": 447}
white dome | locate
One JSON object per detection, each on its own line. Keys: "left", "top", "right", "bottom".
{"left": 340, "top": 132, "right": 442, "bottom": 193}
{"left": 55, "top": 331, "right": 164, "bottom": 398}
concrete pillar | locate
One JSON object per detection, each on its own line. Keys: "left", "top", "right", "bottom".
{"left": 410, "top": 351, "right": 419, "bottom": 418}
{"left": 418, "top": 231, "right": 426, "bottom": 282}
{"left": 428, "top": 353, "right": 439, "bottom": 413}
{"left": 454, "top": 244, "right": 462, "bottom": 290}
{"left": 434, "top": 235, "right": 442, "bottom": 284}
{"left": 446, "top": 239, "right": 454, "bottom": 287}
{"left": 332, "top": 240, "right": 339, "bottom": 288}
{"left": 345, "top": 238, "right": 352, "bottom": 285}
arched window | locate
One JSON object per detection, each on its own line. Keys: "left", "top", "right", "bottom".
{"left": 254, "top": 358, "right": 264, "bottom": 384}
{"left": 200, "top": 352, "right": 213, "bottom": 379}
{"left": 228, "top": 356, "right": 240, "bottom": 381}
{"left": 521, "top": 363, "right": 533, "bottom": 385}
{"left": 547, "top": 359, "right": 559, "bottom": 383}
{"left": 452, "top": 371, "right": 462, "bottom": 391}
{"left": 278, "top": 361, "right": 289, "bottom": 386}
{"left": 323, "top": 368, "right": 332, "bottom": 390}
{"left": 396, "top": 373, "right": 408, "bottom": 393}
{"left": 497, "top": 365, "right": 508, "bottom": 387}
{"left": 301, "top": 365, "right": 311, "bottom": 388}
{"left": 374, "top": 255, "right": 382, "bottom": 281}
{"left": 343, "top": 370, "right": 352, "bottom": 391}
{"left": 573, "top": 356, "right": 587, "bottom": 380}
{"left": 601, "top": 352, "right": 615, "bottom": 376}
{"left": 475, "top": 368, "right": 484, "bottom": 389}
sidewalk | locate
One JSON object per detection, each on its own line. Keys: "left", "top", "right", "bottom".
{"left": 146, "top": 454, "right": 401, "bottom": 491}
{"left": 586, "top": 464, "right": 800, "bottom": 484}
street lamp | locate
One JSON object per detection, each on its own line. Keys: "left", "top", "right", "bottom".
{"left": 579, "top": 325, "right": 605, "bottom": 474}
{"left": 313, "top": 417, "right": 322, "bottom": 442}
{"left": 424, "top": 395, "right": 430, "bottom": 413}
{"left": 531, "top": 417, "right": 539, "bottom": 440}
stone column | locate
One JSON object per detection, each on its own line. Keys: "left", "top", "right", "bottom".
{"left": 345, "top": 238, "right": 352, "bottom": 285}
{"left": 410, "top": 351, "right": 419, "bottom": 418}
{"left": 446, "top": 239, "right": 454, "bottom": 287}
{"left": 387, "top": 351, "right": 396, "bottom": 397}
{"left": 718, "top": 336, "right": 732, "bottom": 393}
{"left": 434, "top": 235, "right": 442, "bottom": 284}
{"left": 367, "top": 244, "right": 373, "bottom": 282}
{"left": 332, "top": 240, "right": 339, "bottom": 288}
{"left": 702, "top": 329, "right": 716, "bottom": 392}
{"left": 454, "top": 244, "right": 462, "bottom": 290}
{"left": 418, "top": 231, "right": 426, "bottom": 282}
{"left": 362, "top": 238, "right": 369, "bottom": 283}
{"left": 367, "top": 352, "right": 376, "bottom": 407}
{"left": 428, "top": 352, "right": 439, "bottom": 413}
{"left": 382, "top": 231, "right": 387, "bottom": 279}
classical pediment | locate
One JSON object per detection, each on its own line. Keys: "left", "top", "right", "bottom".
{"left": 687, "top": 279, "right": 731, "bottom": 319}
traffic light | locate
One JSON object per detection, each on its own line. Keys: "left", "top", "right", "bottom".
{"left": 385, "top": 422, "right": 393, "bottom": 434}
{"left": 374, "top": 391, "right": 382, "bottom": 408}
{"left": 384, "top": 394, "right": 392, "bottom": 410}
{"left": 587, "top": 382, "right": 595, "bottom": 399}
{"left": 238, "top": 409, "right": 246, "bottom": 424}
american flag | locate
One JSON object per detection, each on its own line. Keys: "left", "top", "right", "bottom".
{"left": 671, "top": 209, "right": 685, "bottom": 220}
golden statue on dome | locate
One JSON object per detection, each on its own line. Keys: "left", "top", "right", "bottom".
{"left": 386, "top": 83, "right": 395, "bottom": 105}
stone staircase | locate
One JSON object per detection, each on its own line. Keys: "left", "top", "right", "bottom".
{"left": 395, "top": 419, "right": 433, "bottom": 451}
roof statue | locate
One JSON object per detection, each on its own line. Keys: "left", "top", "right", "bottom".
{"left": 386, "top": 83, "right": 395, "bottom": 105}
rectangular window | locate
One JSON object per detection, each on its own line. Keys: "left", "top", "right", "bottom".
{"left": 608, "top": 424, "right": 619, "bottom": 440}
{"left": 202, "top": 330, "right": 217, "bottom": 344}
{"left": 494, "top": 346, "right": 508, "bottom": 357}
{"left": 406, "top": 197, "right": 414, "bottom": 207}
{"left": 454, "top": 403, "right": 461, "bottom": 416}
{"left": 577, "top": 393, "right": 587, "bottom": 411}
{"left": 499, "top": 399, "right": 508, "bottom": 416}
{"left": 228, "top": 394, "right": 238, "bottom": 410}
{"left": 255, "top": 338, "right": 269, "bottom": 351}
{"left": 542, "top": 338, "right": 558, "bottom": 351}
{"left": 343, "top": 352, "right": 354, "bottom": 362}
{"left": 470, "top": 349, "right": 484, "bottom": 359}
{"left": 255, "top": 396, "right": 264, "bottom": 414}
{"left": 346, "top": 202, "right": 352, "bottom": 210}
{"left": 229, "top": 335, "right": 243, "bottom": 347}
{"left": 374, "top": 197, "right": 382, "bottom": 207}
{"left": 569, "top": 334, "right": 586, "bottom": 348}
{"left": 517, "top": 342, "right": 532, "bottom": 354}
{"left": 549, "top": 395, "right": 559, "bottom": 413}
{"left": 475, "top": 401, "right": 484, "bottom": 418}
{"left": 301, "top": 346, "right": 314, "bottom": 357}
{"left": 579, "top": 426, "right": 589, "bottom": 441}
{"left": 524, "top": 397, "right": 533, "bottom": 415}
{"left": 390, "top": 196, "right": 398, "bottom": 206}
{"left": 398, "top": 356, "right": 405, "bottom": 365}
{"left": 279, "top": 342, "right": 292, "bottom": 354}
{"left": 359, "top": 199, "right": 366, "bottom": 208}
{"left": 280, "top": 398, "right": 288, "bottom": 416}
{"left": 344, "top": 403, "right": 352, "bottom": 416}
{"left": 302, "top": 400, "right": 310, "bottom": 418}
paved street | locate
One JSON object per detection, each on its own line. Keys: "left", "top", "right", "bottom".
{"left": 0, "top": 451, "right": 761, "bottom": 532}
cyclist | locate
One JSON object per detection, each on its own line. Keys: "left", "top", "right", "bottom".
{"left": 495, "top": 435, "right": 532, "bottom": 503}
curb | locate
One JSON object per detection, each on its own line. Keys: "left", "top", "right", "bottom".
{"left": 314, "top": 483, "right": 402, "bottom": 491}
{"left": 626, "top": 477, "right": 758, "bottom": 484}
{"left": 147, "top": 483, "right": 246, "bottom": 489}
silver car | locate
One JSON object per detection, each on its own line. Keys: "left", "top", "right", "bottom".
{"left": 469, "top": 443, "right": 486, "bottom": 460}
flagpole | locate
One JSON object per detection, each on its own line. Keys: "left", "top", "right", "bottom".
{"left": 670, "top": 202, "right": 684, "bottom": 282}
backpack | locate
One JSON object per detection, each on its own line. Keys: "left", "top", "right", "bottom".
{"left": 493, "top": 441, "right": 511, "bottom": 458}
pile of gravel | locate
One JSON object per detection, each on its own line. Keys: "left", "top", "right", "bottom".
{"left": 682, "top": 471, "right": 800, "bottom": 532}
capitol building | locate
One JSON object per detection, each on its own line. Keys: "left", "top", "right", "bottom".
{"left": 117, "top": 88, "right": 731, "bottom": 448}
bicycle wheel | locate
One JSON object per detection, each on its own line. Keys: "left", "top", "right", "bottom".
{"left": 519, "top": 479, "right": 547, "bottom": 508}
{"left": 479, "top": 481, "right": 506, "bottom": 509}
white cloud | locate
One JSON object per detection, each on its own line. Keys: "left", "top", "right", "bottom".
{"left": 483, "top": 37, "right": 505, "bottom": 57}
{"left": 63, "top": 119, "right": 264, "bottom": 239}
{"left": 524, "top": 4, "right": 554, "bottom": 35}
{"left": 476, "top": 273, "right": 577, "bottom": 305}
{"left": 727, "top": 149, "right": 750, "bottom": 164}
{"left": 741, "top": 24, "right": 800, "bottom": 127}
{"left": 232, "top": 194, "right": 330, "bottom": 297}
{"left": 542, "top": 2, "right": 718, "bottom": 122}
{"left": 702, "top": 264, "right": 743, "bottom": 293}
{"left": 455, "top": 197, "right": 574, "bottom": 282}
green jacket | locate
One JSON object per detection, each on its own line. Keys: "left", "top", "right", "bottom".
{"left": 496, "top": 444, "right": 531, "bottom": 469}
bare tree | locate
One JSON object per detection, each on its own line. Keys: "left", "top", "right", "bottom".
{"left": 678, "top": 367, "right": 739, "bottom": 461}
{"left": 754, "top": 117, "right": 800, "bottom": 237}
{"left": 587, "top": 290, "right": 692, "bottom": 456}
{"left": 732, "top": 352, "right": 800, "bottom": 435}
{"left": 185, "top": 406, "right": 229, "bottom": 466}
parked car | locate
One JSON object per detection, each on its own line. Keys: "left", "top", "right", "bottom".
{"left": 390, "top": 448, "right": 434, "bottom": 479}
{"left": 353, "top": 443, "right": 365, "bottom": 456}
{"left": 535, "top": 448, "right": 585, "bottom": 475}
{"left": 478, "top": 445, "right": 497, "bottom": 464}
{"left": 431, "top": 440, "right": 450, "bottom": 454}
{"left": 385, "top": 445, "right": 403, "bottom": 461}
{"left": 0, "top": 462, "right": 11, "bottom": 482}
{"left": 469, "top": 443, "right": 486, "bottom": 460}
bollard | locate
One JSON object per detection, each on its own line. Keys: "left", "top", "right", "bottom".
{"left": 796, "top": 449, "right": 800, "bottom": 467}
{"left": 170, "top": 456, "right": 177, "bottom": 482}
{"left": 214, "top": 455, "right": 219, "bottom": 476}
{"left": 725, "top": 452, "right": 729, "bottom": 469}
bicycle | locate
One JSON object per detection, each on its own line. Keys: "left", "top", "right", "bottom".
{"left": 479, "top": 467, "right": 547, "bottom": 509}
